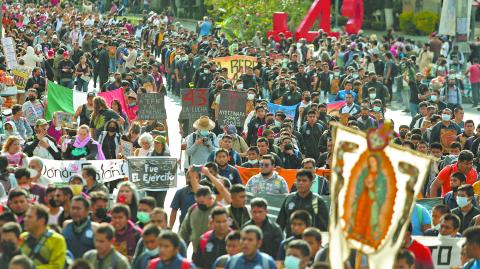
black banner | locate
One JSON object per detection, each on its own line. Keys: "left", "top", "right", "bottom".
{"left": 127, "top": 157, "right": 177, "bottom": 190}
{"left": 137, "top": 93, "right": 166, "bottom": 120}
{"left": 218, "top": 90, "right": 247, "bottom": 127}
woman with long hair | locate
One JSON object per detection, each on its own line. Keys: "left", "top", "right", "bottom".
{"left": 75, "top": 55, "right": 90, "bottom": 92}
{"left": 97, "top": 120, "right": 121, "bottom": 159}
{"left": 62, "top": 125, "right": 105, "bottom": 160}
{"left": 111, "top": 99, "right": 128, "bottom": 131}
{"left": 90, "top": 96, "right": 124, "bottom": 139}
{"left": 116, "top": 181, "right": 139, "bottom": 222}
{"left": 2, "top": 136, "right": 28, "bottom": 167}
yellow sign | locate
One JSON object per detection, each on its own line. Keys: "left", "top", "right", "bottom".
{"left": 212, "top": 55, "right": 257, "bottom": 79}
{"left": 12, "top": 69, "right": 29, "bottom": 90}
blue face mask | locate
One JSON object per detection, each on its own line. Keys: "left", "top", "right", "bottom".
{"left": 145, "top": 247, "right": 159, "bottom": 257}
{"left": 199, "top": 130, "right": 209, "bottom": 136}
{"left": 456, "top": 196, "right": 469, "bottom": 208}
{"left": 284, "top": 255, "right": 301, "bottom": 269}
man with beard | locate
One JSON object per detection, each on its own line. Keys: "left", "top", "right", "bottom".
{"left": 55, "top": 186, "right": 73, "bottom": 227}
{"left": 7, "top": 189, "right": 29, "bottom": 229}
{"left": 0, "top": 222, "right": 22, "bottom": 265}
{"left": 45, "top": 187, "right": 62, "bottom": 225}
{"left": 62, "top": 195, "right": 99, "bottom": 258}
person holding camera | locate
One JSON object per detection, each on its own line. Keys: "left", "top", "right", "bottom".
{"left": 185, "top": 116, "right": 218, "bottom": 167}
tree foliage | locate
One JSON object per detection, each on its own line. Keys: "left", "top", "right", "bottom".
{"left": 204, "top": 0, "right": 314, "bottom": 40}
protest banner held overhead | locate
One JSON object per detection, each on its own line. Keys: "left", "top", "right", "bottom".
{"left": 218, "top": 90, "right": 248, "bottom": 127}
{"left": 128, "top": 157, "right": 177, "bottom": 191}
{"left": 212, "top": 55, "right": 257, "bottom": 79}
{"left": 137, "top": 92, "right": 166, "bottom": 120}
{"left": 180, "top": 88, "right": 209, "bottom": 133}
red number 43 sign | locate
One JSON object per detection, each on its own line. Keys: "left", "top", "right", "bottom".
{"left": 267, "top": 0, "right": 364, "bottom": 42}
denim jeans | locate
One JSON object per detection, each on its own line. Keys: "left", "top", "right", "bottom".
{"left": 60, "top": 78, "right": 74, "bottom": 89}
{"left": 409, "top": 102, "right": 418, "bottom": 117}
{"left": 76, "top": 77, "right": 89, "bottom": 92}
{"left": 109, "top": 58, "right": 116, "bottom": 73}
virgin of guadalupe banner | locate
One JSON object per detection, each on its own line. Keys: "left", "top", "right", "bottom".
{"left": 329, "top": 122, "right": 432, "bottom": 269}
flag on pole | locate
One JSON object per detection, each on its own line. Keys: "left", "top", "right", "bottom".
{"left": 46, "top": 81, "right": 87, "bottom": 120}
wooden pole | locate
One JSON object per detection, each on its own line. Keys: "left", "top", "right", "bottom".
{"left": 354, "top": 250, "right": 362, "bottom": 269}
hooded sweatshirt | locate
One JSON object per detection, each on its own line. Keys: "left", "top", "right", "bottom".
{"left": 21, "top": 46, "right": 44, "bottom": 69}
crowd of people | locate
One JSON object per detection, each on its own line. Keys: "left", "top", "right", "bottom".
{"left": 0, "top": 0, "right": 479, "bottom": 269}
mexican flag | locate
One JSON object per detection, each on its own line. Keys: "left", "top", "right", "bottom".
{"left": 46, "top": 81, "right": 87, "bottom": 120}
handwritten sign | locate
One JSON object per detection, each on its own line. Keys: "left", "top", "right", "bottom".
{"left": 12, "top": 69, "right": 29, "bottom": 90}
{"left": 128, "top": 157, "right": 177, "bottom": 190}
{"left": 121, "top": 141, "right": 133, "bottom": 157}
{"left": 180, "top": 88, "right": 209, "bottom": 133}
{"left": 218, "top": 90, "right": 248, "bottom": 127}
{"left": 137, "top": 93, "right": 166, "bottom": 120}
{"left": 41, "top": 159, "right": 128, "bottom": 183}
{"left": 55, "top": 112, "right": 73, "bottom": 128}
{"left": 212, "top": 55, "right": 257, "bottom": 79}
{"left": 1, "top": 37, "right": 17, "bottom": 70}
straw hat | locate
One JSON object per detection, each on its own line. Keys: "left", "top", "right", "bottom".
{"left": 193, "top": 116, "right": 215, "bottom": 131}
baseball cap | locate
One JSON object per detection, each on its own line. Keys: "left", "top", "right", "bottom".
{"left": 226, "top": 125, "right": 237, "bottom": 135}
{"left": 36, "top": 119, "right": 48, "bottom": 126}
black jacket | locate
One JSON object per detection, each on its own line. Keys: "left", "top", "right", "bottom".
{"left": 277, "top": 192, "right": 329, "bottom": 237}
{"left": 241, "top": 217, "right": 283, "bottom": 258}
{"left": 23, "top": 135, "right": 62, "bottom": 160}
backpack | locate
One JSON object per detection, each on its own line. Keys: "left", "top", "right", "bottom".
{"left": 149, "top": 257, "right": 191, "bottom": 269}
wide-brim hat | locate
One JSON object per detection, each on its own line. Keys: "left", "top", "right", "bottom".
{"left": 193, "top": 116, "right": 215, "bottom": 131}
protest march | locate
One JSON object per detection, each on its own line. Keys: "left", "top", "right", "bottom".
{"left": 0, "top": 0, "right": 478, "bottom": 269}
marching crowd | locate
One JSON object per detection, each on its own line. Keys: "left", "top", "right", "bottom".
{"left": 0, "top": 1, "right": 479, "bottom": 269}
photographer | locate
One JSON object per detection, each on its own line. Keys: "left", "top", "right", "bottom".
{"left": 185, "top": 116, "right": 218, "bottom": 167}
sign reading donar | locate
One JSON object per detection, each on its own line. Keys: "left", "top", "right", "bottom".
{"left": 127, "top": 157, "right": 177, "bottom": 190}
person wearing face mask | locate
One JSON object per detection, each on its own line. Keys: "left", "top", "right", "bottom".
{"left": 185, "top": 116, "right": 218, "bottom": 167}
{"left": 179, "top": 186, "right": 219, "bottom": 252}
{"left": 284, "top": 239, "right": 311, "bottom": 269}
{"left": 45, "top": 186, "right": 63, "bottom": 225}
{"left": 295, "top": 65, "right": 312, "bottom": 92}
{"left": 62, "top": 195, "right": 98, "bottom": 258}
{"left": 271, "top": 77, "right": 289, "bottom": 102}
{"left": 428, "top": 108, "right": 461, "bottom": 146}
{"left": 241, "top": 146, "right": 261, "bottom": 168}
{"left": 0, "top": 222, "right": 22, "bottom": 265}
{"left": 106, "top": 72, "right": 124, "bottom": 91}
{"left": 132, "top": 224, "right": 162, "bottom": 269}
{"left": 195, "top": 63, "right": 214, "bottom": 88}
{"left": 15, "top": 168, "right": 45, "bottom": 205}
{"left": 452, "top": 184, "right": 480, "bottom": 233}
{"left": 97, "top": 120, "right": 121, "bottom": 160}
{"left": 22, "top": 88, "right": 45, "bottom": 129}
{"left": 281, "top": 80, "right": 302, "bottom": 106}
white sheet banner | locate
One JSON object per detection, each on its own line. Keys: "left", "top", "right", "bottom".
{"left": 414, "top": 236, "right": 464, "bottom": 269}
{"left": 41, "top": 159, "right": 129, "bottom": 183}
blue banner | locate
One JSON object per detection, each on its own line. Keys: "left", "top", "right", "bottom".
{"left": 267, "top": 102, "right": 298, "bottom": 119}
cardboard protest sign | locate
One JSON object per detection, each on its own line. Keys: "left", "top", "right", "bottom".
{"left": 1, "top": 37, "right": 18, "bottom": 70}
{"left": 12, "top": 69, "right": 29, "bottom": 90}
{"left": 137, "top": 92, "right": 166, "bottom": 120}
{"left": 414, "top": 236, "right": 463, "bottom": 269}
{"left": 128, "top": 157, "right": 177, "bottom": 190}
{"left": 329, "top": 122, "right": 432, "bottom": 268}
{"left": 212, "top": 55, "right": 257, "bottom": 79}
{"left": 41, "top": 158, "right": 128, "bottom": 183}
{"left": 180, "top": 88, "right": 209, "bottom": 134}
{"left": 121, "top": 141, "right": 133, "bottom": 157}
{"left": 55, "top": 112, "right": 73, "bottom": 128}
{"left": 218, "top": 90, "right": 248, "bottom": 127}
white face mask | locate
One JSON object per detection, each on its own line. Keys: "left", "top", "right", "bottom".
{"left": 247, "top": 159, "right": 258, "bottom": 164}
{"left": 237, "top": 84, "right": 244, "bottom": 90}
{"left": 247, "top": 93, "right": 255, "bottom": 100}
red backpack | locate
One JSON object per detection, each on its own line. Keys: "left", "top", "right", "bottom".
{"left": 149, "top": 257, "right": 192, "bottom": 269}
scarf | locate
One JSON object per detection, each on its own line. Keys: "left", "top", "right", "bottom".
{"left": 72, "top": 135, "right": 106, "bottom": 160}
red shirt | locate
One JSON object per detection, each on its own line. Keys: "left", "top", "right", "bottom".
{"left": 469, "top": 64, "right": 480, "bottom": 83}
{"left": 407, "top": 239, "right": 434, "bottom": 269}
{"left": 438, "top": 163, "right": 478, "bottom": 196}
